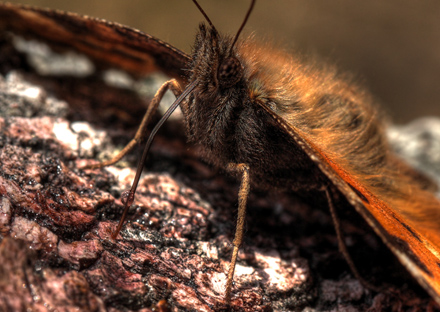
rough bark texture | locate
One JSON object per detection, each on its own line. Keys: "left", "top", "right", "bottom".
{"left": 1, "top": 36, "right": 440, "bottom": 312}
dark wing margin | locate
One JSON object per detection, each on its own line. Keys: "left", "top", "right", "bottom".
{"left": 0, "top": 2, "right": 191, "bottom": 82}
{"left": 258, "top": 102, "right": 440, "bottom": 305}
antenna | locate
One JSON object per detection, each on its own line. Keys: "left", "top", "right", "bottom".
{"left": 192, "top": 0, "right": 256, "bottom": 50}
{"left": 230, "top": 0, "right": 256, "bottom": 51}
{"left": 192, "top": 0, "right": 216, "bottom": 30}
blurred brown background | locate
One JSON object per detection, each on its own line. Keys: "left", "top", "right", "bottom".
{"left": 6, "top": 0, "right": 440, "bottom": 123}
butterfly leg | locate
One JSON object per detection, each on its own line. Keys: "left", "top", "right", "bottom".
{"left": 225, "top": 163, "right": 250, "bottom": 304}
{"left": 81, "top": 79, "right": 183, "bottom": 169}
{"left": 325, "top": 187, "right": 382, "bottom": 292}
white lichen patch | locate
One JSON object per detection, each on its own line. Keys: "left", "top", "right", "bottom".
{"left": 53, "top": 119, "right": 109, "bottom": 159}
{"left": 13, "top": 35, "right": 94, "bottom": 77}
{"left": 232, "top": 249, "right": 309, "bottom": 295}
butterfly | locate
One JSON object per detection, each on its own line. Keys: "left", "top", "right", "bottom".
{"left": 1, "top": 1, "right": 440, "bottom": 310}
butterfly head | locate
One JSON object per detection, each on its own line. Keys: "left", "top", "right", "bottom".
{"left": 189, "top": 0, "right": 254, "bottom": 91}
{"left": 190, "top": 23, "right": 244, "bottom": 90}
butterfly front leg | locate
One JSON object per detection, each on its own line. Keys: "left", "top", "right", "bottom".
{"left": 224, "top": 163, "right": 251, "bottom": 304}
{"left": 81, "top": 79, "right": 183, "bottom": 169}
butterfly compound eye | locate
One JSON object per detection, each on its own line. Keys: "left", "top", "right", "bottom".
{"left": 218, "top": 57, "right": 243, "bottom": 88}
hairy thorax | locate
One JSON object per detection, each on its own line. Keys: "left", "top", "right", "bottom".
{"left": 185, "top": 25, "right": 389, "bottom": 192}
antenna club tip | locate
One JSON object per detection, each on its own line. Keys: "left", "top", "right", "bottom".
{"left": 111, "top": 224, "right": 122, "bottom": 240}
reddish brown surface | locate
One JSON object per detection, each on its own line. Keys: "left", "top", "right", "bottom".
{"left": 0, "top": 55, "right": 438, "bottom": 311}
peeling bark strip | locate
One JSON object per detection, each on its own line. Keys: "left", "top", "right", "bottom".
{"left": 1, "top": 3, "right": 440, "bottom": 311}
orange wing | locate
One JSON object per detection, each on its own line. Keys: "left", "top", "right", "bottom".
{"left": 259, "top": 103, "right": 440, "bottom": 305}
